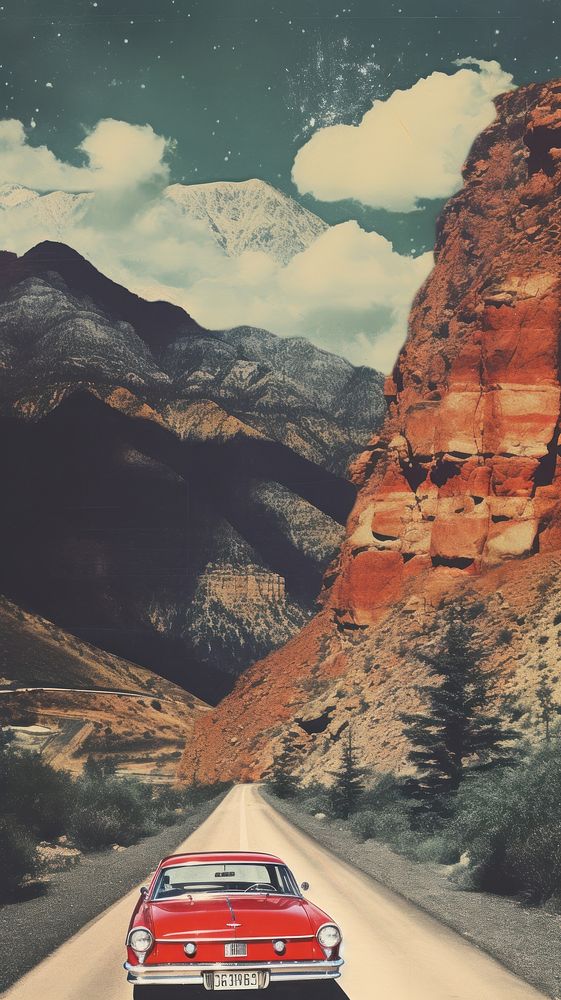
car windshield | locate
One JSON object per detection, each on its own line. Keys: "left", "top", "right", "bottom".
{"left": 152, "top": 861, "right": 300, "bottom": 899}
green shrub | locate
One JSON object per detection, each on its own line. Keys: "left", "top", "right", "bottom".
{"left": 185, "top": 781, "right": 232, "bottom": 806}
{"left": 68, "top": 778, "right": 230, "bottom": 850}
{"left": 296, "top": 781, "right": 331, "bottom": 816}
{"left": 69, "top": 806, "right": 130, "bottom": 850}
{"left": 0, "top": 818, "right": 37, "bottom": 899}
{"left": 150, "top": 784, "right": 197, "bottom": 826}
{"left": 348, "top": 810, "right": 378, "bottom": 841}
{"left": 152, "top": 785, "right": 185, "bottom": 824}
{"left": 360, "top": 772, "right": 403, "bottom": 811}
{"left": 155, "top": 786, "right": 186, "bottom": 810}
{"left": 69, "top": 776, "right": 153, "bottom": 849}
{"left": 0, "top": 750, "right": 73, "bottom": 840}
{"left": 448, "top": 745, "right": 561, "bottom": 902}
{"left": 411, "top": 834, "right": 458, "bottom": 865}
{"left": 346, "top": 773, "right": 414, "bottom": 849}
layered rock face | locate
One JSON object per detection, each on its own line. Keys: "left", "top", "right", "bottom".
{"left": 0, "top": 242, "right": 384, "bottom": 699}
{"left": 329, "top": 79, "right": 561, "bottom": 625}
{"left": 188, "top": 78, "right": 561, "bottom": 781}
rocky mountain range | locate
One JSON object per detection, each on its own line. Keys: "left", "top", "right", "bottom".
{"left": 0, "top": 178, "right": 326, "bottom": 265}
{"left": 0, "top": 241, "right": 385, "bottom": 702}
{"left": 189, "top": 77, "right": 561, "bottom": 782}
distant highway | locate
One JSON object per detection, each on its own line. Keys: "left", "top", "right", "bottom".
{"left": 0, "top": 686, "right": 157, "bottom": 699}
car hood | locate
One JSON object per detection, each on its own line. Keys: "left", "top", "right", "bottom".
{"left": 147, "top": 895, "right": 314, "bottom": 941}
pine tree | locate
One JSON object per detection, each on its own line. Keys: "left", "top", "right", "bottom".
{"left": 535, "top": 676, "right": 561, "bottom": 742}
{"left": 329, "top": 729, "right": 365, "bottom": 819}
{"left": 266, "top": 735, "right": 300, "bottom": 799}
{"left": 400, "top": 605, "right": 520, "bottom": 828}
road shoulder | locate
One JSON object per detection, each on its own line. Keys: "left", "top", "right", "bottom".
{"left": 0, "top": 793, "right": 226, "bottom": 994}
{"left": 261, "top": 790, "right": 561, "bottom": 1000}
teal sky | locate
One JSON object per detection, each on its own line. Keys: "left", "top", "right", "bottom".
{"left": 0, "top": 0, "right": 557, "bottom": 255}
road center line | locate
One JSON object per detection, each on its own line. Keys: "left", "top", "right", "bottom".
{"left": 239, "top": 783, "right": 249, "bottom": 849}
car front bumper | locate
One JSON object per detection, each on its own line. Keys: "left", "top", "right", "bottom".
{"left": 125, "top": 957, "right": 344, "bottom": 987}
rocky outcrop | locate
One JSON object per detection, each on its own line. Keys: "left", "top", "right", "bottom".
{"left": 327, "top": 79, "right": 561, "bottom": 625}
{"left": 188, "top": 78, "right": 561, "bottom": 781}
{"left": 196, "top": 564, "right": 287, "bottom": 603}
{"left": 147, "top": 563, "right": 308, "bottom": 687}
{"left": 0, "top": 242, "right": 383, "bottom": 699}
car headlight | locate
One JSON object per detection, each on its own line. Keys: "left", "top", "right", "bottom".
{"left": 317, "top": 924, "right": 342, "bottom": 950}
{"left": 129, "top": 928, "right": 154, "bottom": 962}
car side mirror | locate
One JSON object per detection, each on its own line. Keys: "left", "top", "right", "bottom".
{"left": 140, "top": 886, "right": 148, "bottom": 897}
{"left": 300, "top": 881, "right": 310, "bottom": 892}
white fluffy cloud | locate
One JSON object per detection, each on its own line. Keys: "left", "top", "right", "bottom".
{"left": 292, "top": 59, "right": 514, "bottom": 211}
{"left": 0, "top": 118, "right": 434, "bottom": 371}
{"left": 183, "top": 223, "right": 433, "bottom": 371}
{"left": 0, "top": 118, "right": 172, "bottom": 192}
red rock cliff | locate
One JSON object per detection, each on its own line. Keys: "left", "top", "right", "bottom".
{"left": 328, "top": 79, "right": 561, "bottom": 624}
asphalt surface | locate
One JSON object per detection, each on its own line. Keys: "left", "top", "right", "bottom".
{"left": 2, "top": 784, "right": 548, "bottom": 1000}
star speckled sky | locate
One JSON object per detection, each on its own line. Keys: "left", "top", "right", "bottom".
{"left": 0, "top": 0, "right": 557, "bottom": 255}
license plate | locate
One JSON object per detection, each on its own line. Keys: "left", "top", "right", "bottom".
{"left": 209, "top": 970, "right": 263, "bottom": 990}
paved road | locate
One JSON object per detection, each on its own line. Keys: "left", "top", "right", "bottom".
{"left": 3, "top": 784, "right": 547, "bottom": 1000}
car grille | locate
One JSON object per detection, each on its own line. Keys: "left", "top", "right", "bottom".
{"left": 224, "top": 942, "right": 247, "bottom": 957}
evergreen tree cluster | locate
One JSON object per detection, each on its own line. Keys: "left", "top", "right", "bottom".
{"left": 400, "top": 606, "right": 521, "bottom": 828}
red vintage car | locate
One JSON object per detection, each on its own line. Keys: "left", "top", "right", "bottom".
{"left": 125, "top": 850, "right": 343, "bottom": 993}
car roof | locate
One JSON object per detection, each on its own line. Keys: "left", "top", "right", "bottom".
{"left": 158, "top": 851, "right": 286, "bottom": 867}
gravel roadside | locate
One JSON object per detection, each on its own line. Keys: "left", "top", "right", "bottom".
{"left": 262, "top": 791, "right": 561, "bottom": 1000}
{"left": 0, "top": 792, "right": 227, "bottom": 994}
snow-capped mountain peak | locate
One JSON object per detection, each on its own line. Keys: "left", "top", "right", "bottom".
{"left": 163, "top": 178, "right": 327, "bottom": 264}
{"left": 0, "top": 185, "right": 92, "bottom": 238}
{"left": 0, "top": 183, "right": 39, "bottom": 209}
